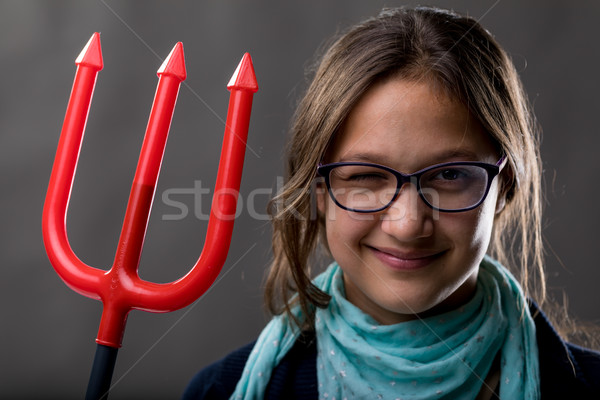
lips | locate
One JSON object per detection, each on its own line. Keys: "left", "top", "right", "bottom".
{"left": 368, "top": 245, "right": 444, "bottom": 271}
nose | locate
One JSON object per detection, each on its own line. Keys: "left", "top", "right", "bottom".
{"left": 380, "top": 183, "right": 434, "bottom": 240}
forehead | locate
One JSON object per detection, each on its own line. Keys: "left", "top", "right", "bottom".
{"left": 328, "top": 77, "right": 498, "bottom": 169}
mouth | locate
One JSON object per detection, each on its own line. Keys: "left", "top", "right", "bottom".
{"left": 367, "top": 245, "right": 445, "bottom": 271}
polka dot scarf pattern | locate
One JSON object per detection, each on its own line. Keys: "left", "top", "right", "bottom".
{"left": 230, "top": 256, "right": 539, "bottom": 400}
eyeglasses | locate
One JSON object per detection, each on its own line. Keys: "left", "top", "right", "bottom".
{"left": 316, "top": 156, "right": 507, "bottom": 213}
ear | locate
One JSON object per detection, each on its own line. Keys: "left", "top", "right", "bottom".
{"left": 316, "top": 181, "right": 327, "bottom": 214}
{"left": 495, "top": 166, "right": 514, "bottom": 215}
{"left": 495, "top": 192, "right": 506, "bottom": 215}
{"left": 494, "top": 175, "right": 507, "bottom": 215}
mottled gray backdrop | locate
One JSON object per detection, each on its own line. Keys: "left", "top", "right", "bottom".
{"left": 1, "top": 1, "right": 598, "bottom": 398}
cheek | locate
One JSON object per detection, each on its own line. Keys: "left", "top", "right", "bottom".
{"left": 475, "top": 185, "right": 499, "bottom": 240}
{"left": 455, "top": 189, "right": 498, "bottom": 252}
{"left": 323, "top": 198, "right": 377, "bottom": 247}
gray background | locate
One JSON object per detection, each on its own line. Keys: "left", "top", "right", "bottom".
{"left": 1, "top": 0, "right": 598, "bottom": 398}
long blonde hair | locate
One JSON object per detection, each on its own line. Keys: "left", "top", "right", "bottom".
{"left": 265, "top": 6, "right": 544, "bottom": 330}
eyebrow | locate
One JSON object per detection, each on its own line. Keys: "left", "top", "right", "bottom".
{"left": 428, "top": 149, "right": 484, "bottom": 162}
{"left": 337, "top": 153, "right": 385, "bottom": 163}
{"left": 337, "top": 149, "right": 484, "bottom": 165}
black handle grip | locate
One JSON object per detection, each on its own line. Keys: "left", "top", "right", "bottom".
{"left": 85, "top": 344, "right": 119, "bottom": 400}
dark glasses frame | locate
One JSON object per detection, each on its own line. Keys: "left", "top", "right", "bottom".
{"left": 316, "top": 155, "right": 507, "bottom": 213}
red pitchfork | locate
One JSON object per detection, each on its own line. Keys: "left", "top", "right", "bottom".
{"left": 42, "top": 33, "right": 258, "bottom": 399}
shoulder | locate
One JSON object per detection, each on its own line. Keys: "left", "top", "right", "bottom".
{"left": 530, "top": 301, "right": 600, "bottom": 398}
{"left": 181, "top": 341, "right": 256, "bottom": 400}
{"left": 265, "top": 331, "right": 318, "bottom": 399}
{"left": 181, "top": 332, "right": 318, "bottom": 400}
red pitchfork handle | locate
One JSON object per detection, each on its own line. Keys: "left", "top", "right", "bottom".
{"left": 42, "top": 33, "right": 257, "bottom": 399}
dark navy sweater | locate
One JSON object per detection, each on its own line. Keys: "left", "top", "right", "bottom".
{"left": 182, "top": 303, "right": 600, "bottom": 399}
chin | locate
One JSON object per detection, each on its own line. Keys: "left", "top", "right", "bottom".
{"left": 375, "top": 277, "right": 476, "bottom": 324}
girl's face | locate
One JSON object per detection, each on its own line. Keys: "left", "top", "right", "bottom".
{"left": 318, "top": 77, "right": 504, "bottom": 324}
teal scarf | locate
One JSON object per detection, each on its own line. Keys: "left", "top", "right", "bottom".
{"left": 231, "top": 256, "right": 540, "bottom": 399}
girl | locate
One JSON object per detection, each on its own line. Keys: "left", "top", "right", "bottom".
{"left": 184, "top": 6, "right": 600, "bottom": 399}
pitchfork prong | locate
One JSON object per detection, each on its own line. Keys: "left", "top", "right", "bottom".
{"left": 43, "top": 32, "right": 106, "bottom": 299}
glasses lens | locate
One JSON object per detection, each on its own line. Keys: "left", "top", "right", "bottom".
{"left": 328, "top": 164, "right": 396, "bottom": 211}
{"left": 419, "top": 165, "right": 489, "bottom": 210}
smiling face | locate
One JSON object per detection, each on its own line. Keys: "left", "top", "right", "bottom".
{"left": 318, "top": 76, "right": 503, "bottom": 324}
